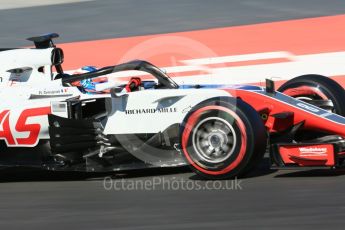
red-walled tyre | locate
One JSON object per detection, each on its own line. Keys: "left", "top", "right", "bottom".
{"left": 180, "top": 97, "right": 267, "bottom": 179}
{"left": 278, "top": 74, "right": 345, "bottom": 116}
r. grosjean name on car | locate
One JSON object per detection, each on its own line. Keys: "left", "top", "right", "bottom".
{"left": 125, "top": 107, "right": 177, "bottom": 115}
{"left": 38, "top": 89, "right": 68, "bottom": 95}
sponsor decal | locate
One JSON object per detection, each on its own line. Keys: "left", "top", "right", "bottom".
{"left": 0, "top": 107, "right": 51, "bottom": 147}
{"left": 182, "top": 105, "right": 192, "bottom": 113}
{"left": 125, "top": 107, "right": 177, "bottom": 115}
{"left": 296, "top": 103, "right": 319, "bottom": 113}
{"left": 279, "top": 144, "right": 334, "bottom": 166}
{"left": 299, "top": 147, "right": 327, "bottom": 156}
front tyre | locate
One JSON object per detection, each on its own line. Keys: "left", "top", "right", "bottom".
{"left": 180, "top": 98, "right": 267, "bottom": 179}
{"left": 278, "top": 74, "right": 345, "bottom": 116}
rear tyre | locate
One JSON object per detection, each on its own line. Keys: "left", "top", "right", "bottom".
{"left": 278, "top": 74, "right": 345, "bottom": 116}
{"left": 180, "top": 97, "right": 267, "bottom": 179}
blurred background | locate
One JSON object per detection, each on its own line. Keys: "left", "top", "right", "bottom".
{"left": 1, "top": 0, "right": 345, "bottom": 46}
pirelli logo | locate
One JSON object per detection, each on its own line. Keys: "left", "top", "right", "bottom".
{"left": 125, "top": 107, "right": 177, "bottom": 115}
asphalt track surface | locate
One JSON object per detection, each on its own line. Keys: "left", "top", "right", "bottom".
{"left": 1, "top": 1, "right": 345, "bottom": 229}
{"left": 1, "top": 0, "right": 345, "bottom": 46}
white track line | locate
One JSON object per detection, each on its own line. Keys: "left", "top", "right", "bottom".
{"left": 181, "top": 51, "right": 296, "bottom": 65}
{"left": 66, "top": 51, "right": 345, "bottom": 85}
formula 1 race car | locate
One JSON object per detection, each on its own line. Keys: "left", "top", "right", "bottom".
{"left": 1, "top": 33, "right": 345, "bottom": 179}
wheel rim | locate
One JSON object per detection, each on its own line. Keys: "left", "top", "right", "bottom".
{"left": 192, "top": 117, "right": 237, "bottom": 164}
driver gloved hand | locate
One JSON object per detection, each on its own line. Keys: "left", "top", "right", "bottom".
{"left": 125, "top": 77, "right": 142, "bottom": 92}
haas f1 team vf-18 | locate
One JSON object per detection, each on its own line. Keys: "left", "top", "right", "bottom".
{"left": 1, "top": 33, "right": 345, "bottom": 179}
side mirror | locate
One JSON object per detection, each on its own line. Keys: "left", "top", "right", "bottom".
{"left": 51, "top": 48, "right": 64, "bottom": 74}
{"left": 51, "top": 48, "right": 64, "bottom": 65}
{"left": 265, "top": 78, "right": 275, "bottom": 94}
